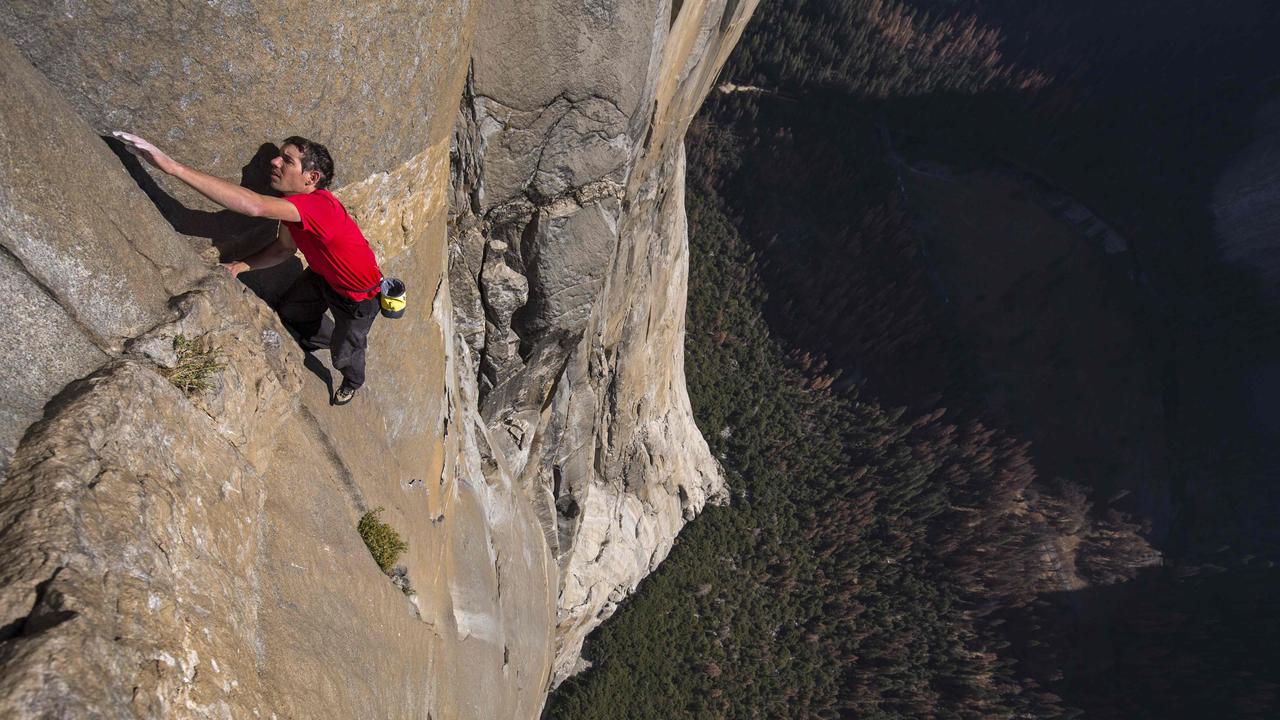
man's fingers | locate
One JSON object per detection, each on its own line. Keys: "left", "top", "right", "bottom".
{"left": 112, "top": 130, "right": 144, "bottom": 145}
{"left": 121, "top": 143, "right": 149, "bottom": 160}
{"left": 112, "top": 130, "right": 141, "bottom": 147}
{"left": 112, "top": 130, "right": 156, "bottom": 153}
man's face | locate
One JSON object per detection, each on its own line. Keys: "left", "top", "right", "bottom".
{"left": 269, "top": 145, "right": 317, "bottom": 195}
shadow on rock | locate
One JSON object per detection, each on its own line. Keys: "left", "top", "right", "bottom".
{"left": 103, "top": 137, "right": 303, "bottom": 306}
{"left": 302, "top": 352, "right": 335, "bottom": 398}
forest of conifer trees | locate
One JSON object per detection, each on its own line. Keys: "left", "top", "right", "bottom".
{"left": 548, "top": 1, "right": 1280, "bottom": 717}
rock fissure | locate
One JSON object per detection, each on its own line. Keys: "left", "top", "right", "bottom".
{"left": 480, "top": 178, "right": 626, "bottom": 231}
{"left": 471, "top": 90, "right": 628, "bottom": 123}
{"left": 294, "top": 403, "right": 368, "bottom": 514}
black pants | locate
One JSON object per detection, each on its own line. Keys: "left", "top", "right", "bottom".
{"left": 275, "top": 269, "right": 378, "bottom": 389}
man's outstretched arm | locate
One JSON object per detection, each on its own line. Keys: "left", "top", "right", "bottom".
{"left": 113, "top": 132, "right": 301, "bottom": 223}
{"left": 222, "top": 224, "right": 298, "bottom": 278}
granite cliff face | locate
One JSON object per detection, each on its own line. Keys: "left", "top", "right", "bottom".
{"left": 453, "top": 0, "right": 757, "bottom": 683}
{"left": 0, "top": 0, "right": 754, "bottom": 716}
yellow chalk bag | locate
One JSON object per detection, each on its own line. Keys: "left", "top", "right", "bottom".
{"left": 379, "top": 277, "right": 407, "bottom": 319}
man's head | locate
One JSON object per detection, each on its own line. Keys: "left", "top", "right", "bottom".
{"left": 270, "top": 136, "right": 334, "bottom": 195}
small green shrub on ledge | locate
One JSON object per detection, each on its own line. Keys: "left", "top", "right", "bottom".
{"left": 165, "top": 335, "right": 224, "bottom": 396}
{"left": 358, "top": 507, "right": 408, "bottom": 573}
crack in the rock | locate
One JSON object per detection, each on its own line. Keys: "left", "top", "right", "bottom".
{"left": 102, "top": 211, "right": 183, "bottom": 295}
{"left": 295, "top": 403, "right": 368, "bottom": 514}
{"left": 483, "top": 179, "right": 624, "bottom": 229}
{"left": 471, "top": 90, "right": 626, "bottom": 119}
{"left": 153, "top": 539, "right": 174, "bottom": 569}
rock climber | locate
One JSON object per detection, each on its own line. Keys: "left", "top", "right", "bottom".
{"left": 114, "top": 132, "right": 382, "bottom": 406}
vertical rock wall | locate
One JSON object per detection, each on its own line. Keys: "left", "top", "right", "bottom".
{"left": 0, "top": 3, "right": 556, "bottom": 718}
{"left": 0, "top": 0, "right": 759, "bottom": 714}
{"left": 451, "top": 0, "right": 758, "bottom": 682}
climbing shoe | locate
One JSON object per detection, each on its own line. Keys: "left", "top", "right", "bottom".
{"left": 333, "top": 383, "right": 358, "bottom": 406}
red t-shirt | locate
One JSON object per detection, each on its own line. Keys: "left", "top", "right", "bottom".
{"left": 283, "top": 190, "right": 382, "bottom": 301}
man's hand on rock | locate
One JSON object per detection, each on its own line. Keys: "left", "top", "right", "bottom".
{"left": 112, "top": 131, "right": 180, "bottom": 174}
{"left": 221, "top": 261, "right": 249, "bottom": 278}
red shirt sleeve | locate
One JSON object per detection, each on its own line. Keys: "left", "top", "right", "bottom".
{"left": 284, "top": 191, "right": 339, "bottom": 236}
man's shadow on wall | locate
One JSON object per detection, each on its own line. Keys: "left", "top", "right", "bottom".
{"left": 104, "top": 138, "right": 304, "bottom": 305}
{"left": 104, "top": 137, "right": 335, "bottom": 394}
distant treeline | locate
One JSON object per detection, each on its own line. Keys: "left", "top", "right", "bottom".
{"left": 548, "top": 1, "right": 1280, "bottom": 717}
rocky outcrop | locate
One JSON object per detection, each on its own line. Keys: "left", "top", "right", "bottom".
{"left": 451, "top": 0, "right": 757, "bottom": 683}
{"left": 0, "top": 0, "right": 757, "bottom": 715}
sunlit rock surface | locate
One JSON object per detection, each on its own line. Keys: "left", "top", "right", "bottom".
{"left": 0, "top": 0, "right": 756, "bottom": 715}
{"left": 452, "top": 0, "right": 757, "bottom": 683}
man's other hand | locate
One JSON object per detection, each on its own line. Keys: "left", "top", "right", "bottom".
{"left": 112, "top": 131, "right": 179, "bottom": 174}
{"left": 221, "top": 261, "right": 249, "bottom": 278}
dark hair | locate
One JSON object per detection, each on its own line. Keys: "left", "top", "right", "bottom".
{"left": 282, "top": 135, "right": 335, "bottom": 189}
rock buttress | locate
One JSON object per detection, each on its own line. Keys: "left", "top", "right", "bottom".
{"left": 450, "top": 0, "right": 759, "bottom": 683}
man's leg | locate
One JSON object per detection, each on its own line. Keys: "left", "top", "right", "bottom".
{"left": 274, "top": 270, "right": 334, "bottom": 351}
{"left": 326, "top": 289, "right": 379, "bottom": 392}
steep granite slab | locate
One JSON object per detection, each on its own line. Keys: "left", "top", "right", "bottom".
{"left": 0, "top": 3, "right": 558, "bottom": 715}
{"left": 541, "top": 145, "right": 725, "bottom": 683}
{"left": 1, "top": 0, "right": 761, "bottom": 711}
{"left": 0, "top": 37, "right": 206, "bottom": 471}
{"left": 0, "top": 226, "right": 555, "bottom": 720}
{"left": 0, "top": 362, "right": 278, "bottom": 718}
{"left": 0, "top": 267, "right": 306, "bottom": 717}
{"left": 426, "top": 313, "right": 558, "bottom": 719}
{"left": 0, "top": 0, "right": 472, "bottom": 203}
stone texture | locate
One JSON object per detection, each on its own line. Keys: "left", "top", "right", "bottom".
{"left": 338, "top": 135, "right": 455, "bottom": 265}
{"left": 0, "top": 362, "right": 277, "bottom": 719}
{"left": 0, "top": 250, "right": 107, "bottom": 472}
{"left": 0, "top": 270, "right": 305, "bottom": 718}
{"left": 469, "top": 0, "right": 665, "bottom": 205}
{"left": 0, "top": 242, "right": 557, "bottom": 719}
{"left": 480, "top": 241, "right": 530, "bottom": 389}
{"left": 0, "top": 35, "right": 206, "bottom": 472}
{"left": 0, "top": 0, "right": 472, "bottom": 203}
{"left": 0, "top": 34, "right": 207, "bottom": 341}
{"left": 0, "top": 0, "right": 761, "bottom": 714}
{"left": 451, "top": 0, "right": 759, "bottom": 684}
{"left": 474, "top": 94, "right": 634, "bottom": 206}
{"left": 539, "top": 146, "right": 729, "bottom": 684}
{"left": 449, "top": 224, "right": 489, "bottom": 365}
{"left": 0, "top": 3, "right": 557, "bottom": 717}
{"left": 517, "top": 196, "right": 623, "bottom": 341}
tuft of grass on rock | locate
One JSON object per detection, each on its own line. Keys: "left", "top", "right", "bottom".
{"left": 358, "top": 507, "right": 408, "bottom": 574}
{"left": 165, "top": 335, "right": 224, "bottom": 396}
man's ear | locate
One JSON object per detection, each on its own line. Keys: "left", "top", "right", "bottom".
{"left": 304, "top": 169, "right": 321, "bottom": 188}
